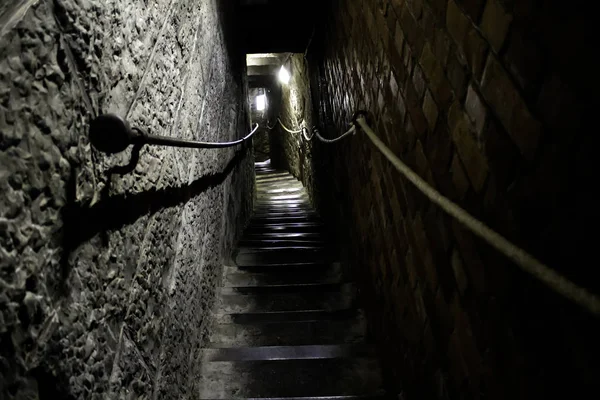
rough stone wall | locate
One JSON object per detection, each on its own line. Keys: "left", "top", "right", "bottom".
{"left": 0, "top": 0, "right": 254, "bottom": 399}
{"left": 300, "top": 0, "right": 598, "bottom": 398}
{"left": 270, "top": 54, "right": 319, "bottom": 191}
{"left": 249, "top": 87, "right": 271, "bottom": 162}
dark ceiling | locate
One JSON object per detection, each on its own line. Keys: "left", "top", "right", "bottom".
{"left": 238, "top": 0, "right": 320, "bottom": 54}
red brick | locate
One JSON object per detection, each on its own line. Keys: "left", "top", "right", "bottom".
{"left": 422, "top": 90, "right": 439, "bottom": 132}
{"left": 455, "top": 0, "right": 485, "bottom": 22}
{"left": 408, "top": 104, "right": 429, "bottom": 137}
{"left": 394, "top": 21, "right": 406, "bottom": 57}
{"left": 446, "top": 0, "right": 470, "bottom": 48}
{"left": 451, "top": 248, "right": 468, "bottom": 294}
{"left": 464, "top": 83, "right": 487, "bottom": 136}
{"left": 419, "top": 43, "right": 453, "bottom": 107}
{"left": 412, "top": 65, "right": 427, "bottom": 100}
{"left": 405, "top": 247, "right": 419, "bottom": 289}
{"left": 451, "top": 111, "right": 489, "bottom": 192}
{"left": 447, "top": 326, "right": 470, "bottom": 384}
{"left": 403, "top": 112, "right": 418, "bottom": 151}
{"left": 406, "top": 0, "right": 424, "bottom": 19}
{"left": 413, "top": 282, "right": 429, "bottom": 323}
{"left": 447, "top": 54, "right": 468, "bottom": 100}
{"left": 421, "top": 5, "right": 436, "bottom": 42}
{"left": 433, "top": 28, "right": 451, "bottom": 67}
{"left": 480, "top": 54, "right": 541, "bottom": 160}
{"left": 480, "top": 0, "right": 512, "bottom": 53}
{"left": 401, "top": 4, "right": 424, "bottom": 53}
{"left": 396, "top": 91, "right": 408, "bottom": 126}
{"left": 464, "top": 28, "right": 488, "bottom": 81}
{"left": 451, "top": 219, "right": 486, "bottom": 293}
{"left": 450, "top": 153, "right": 470, "bottom": 199}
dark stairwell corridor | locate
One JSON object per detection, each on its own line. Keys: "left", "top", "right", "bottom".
{"left": 198, "top": 160, "right": 385, "bottom": 398}
{"left": 1, "top": 0, "right": 599, "bottom": 399}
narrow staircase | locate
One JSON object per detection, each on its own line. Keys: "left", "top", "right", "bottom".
{"left": 199, "top": 162, "right": 387, "bottom": 399}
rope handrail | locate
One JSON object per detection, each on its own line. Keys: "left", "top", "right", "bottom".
{"left": 273, "top": 110, "right": 600, "bottom": 315}
{"left": 312, "top": 125, "right": 356, "bottom": 143}
{"left": 271, "top": 116, "right": 356, "bottom": 144}
{"left": 353, "top": 117, "right": 600, "bottom": 316}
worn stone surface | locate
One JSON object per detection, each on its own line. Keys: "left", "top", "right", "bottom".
{"left": 288, "top": 0, "right": 599, "bottom": 399}
{"left": 248, "top": 87, "right": 272, "bottom": 162}
{"left": 0, "top": 0, "right": 253, "bottom": 398}
{"left": 270, "top": 54, "right": 318, "bottom": 195}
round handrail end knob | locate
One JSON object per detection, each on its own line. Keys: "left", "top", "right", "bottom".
{"left": 89, "top": 114, "right": 134, "bottom": 154}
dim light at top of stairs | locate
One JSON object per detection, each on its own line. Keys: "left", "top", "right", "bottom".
{"left": 256, "top": 94, "right": 267, "bottom": 111}
{"left": 279, "top": 66, "right": 291, "bottom": 85}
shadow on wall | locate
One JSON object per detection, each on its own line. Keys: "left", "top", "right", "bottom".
{"left": 58, "top": 145, "right": 251, "bottom": 296}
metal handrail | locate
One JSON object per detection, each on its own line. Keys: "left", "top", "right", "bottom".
{"left": 89, "top": 114, "right": 259, "bottom": 154}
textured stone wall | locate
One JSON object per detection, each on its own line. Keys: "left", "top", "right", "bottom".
{"left": 0, "top": 0, "right": 254, "bottom": 398}
{"left": 270, "top": 55, "right": 319, "bottom": 192}
{"left": 297, "top": 0, "right": 598, "bottom": 398}
{"left": 249, "top": 87, "right": 271, "bottom": 162}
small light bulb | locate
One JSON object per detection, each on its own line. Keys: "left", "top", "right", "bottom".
{"left": 256, "top": 94, "right": 266, "bottom": 111}
{"left": 278, "top": 66, "right": 291, "bottom": 85}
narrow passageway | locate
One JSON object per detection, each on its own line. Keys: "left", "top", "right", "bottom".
{"left": 2, "top": 0, "right": 598, "bottom": 398}
{"left": 198, "top": 160, "right": 387, "bottom": 398}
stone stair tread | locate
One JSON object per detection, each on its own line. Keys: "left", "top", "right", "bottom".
{"left": 223, "top": 264, "right": 343, "bottom": 287}
{"left": 218, "top": 288, "right": 356, "bottom": 313}
{"left": 198, "top": 358, "right": 384, "bottom": 398}
{"left": 202, "top": 344, "right": 375, "bottom": 362}
{"left": 233, "top": 250, "right": 330, "bottom": 266}
{"left": 201, "top": 167, "right": 384, "bottom": 399}
{"left": 221, "top": 282, "right": 353, "bottom": 295}
{"left": 209, "top": 315, "right": 368, "bottom": 347}
{"left": 214, "top": 308, "right": 360, "bottom": 324}
{"left": 238, "top": 240, "right": 326, "bottom": 248}
{"left": 242, "top": 232, "right": 325, "bottom": 240}
{"left": 199, "top": 395, "right": 389, "bottom": 400}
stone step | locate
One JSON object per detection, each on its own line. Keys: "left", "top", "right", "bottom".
{"left": 209, "top": 313, "right": 368, "bottom": 347}
{"left": 244, "top": 224, "right": 325, "bottom": 235}
{"left": 241, "top": 232, "right": 325, "bottom": 241}
{"left": 238, "top": 239, "right": 326, "bottom": 248}
{"left": 254, "top": 204, "right": 313, "bottom": 211}
{"left": 214, "top": 308, "right": 359, "bottom": 325}
{"left": 233, "top": 248, "right": 330, "bottom": 266}
{"left": 201, "top": 344, "right": 375, "bottom": 362}
{"left": 256, "top": 183, "right": 304, "bottom": 190}
{"left": 249, "top": 216, "right": 320, "bottom": 224}
{"left": 231, "top": 263, "right": 335, "bottom": 274}
{"left": 220, "top": 282, "right": 351, "bottom": 296}
{"left": 256, "top": 177, "right": 300, "bottom": 184}
{"left": 256, "top": 194, "right": 309, "bottom": 201}
{"left": 217, "top": 286, "right": 356, "bottom": 314}
{"left": 246, "top": 221, "right": 324, "bottom": 228}
{"left": 251, "top": 211, "right": 319, "bottom": 219}
{"left": 254, "top": 203, "right": 312, "bottom": 209}
{"left": 256, "top": 187, "right": 304, "bottom": 194}
{"left": 198, "top": 358, "right": 384, "bottom": 398}
{"left": 223, "top": 263, "right": 343, "bottom": 287}
{"left": 200, "top": 396, "right": 389, "bottom": 400}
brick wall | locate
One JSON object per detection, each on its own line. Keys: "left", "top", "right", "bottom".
{"left": 0, "top": 1, "right": 253, "bottom": 398}
{"left": 299, "top": 0, "right": 598, "bottom": 398}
